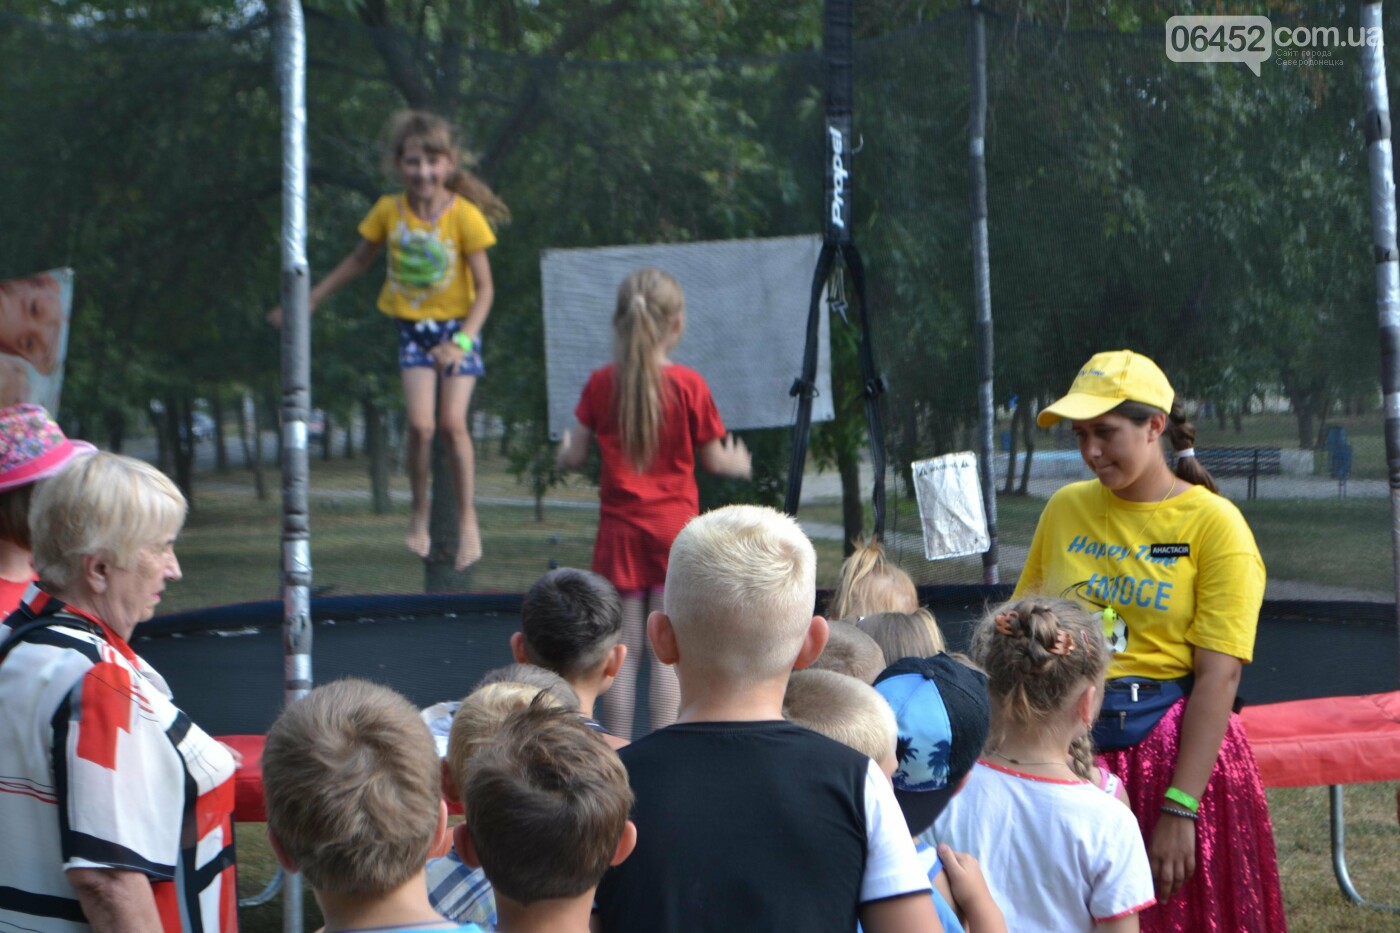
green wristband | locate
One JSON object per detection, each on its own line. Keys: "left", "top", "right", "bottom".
{"left": 454, "top": 332, "right": 475, "bottom": 354}
{"left": 1164, "top": 786, "right": 1199, "bottom": 814}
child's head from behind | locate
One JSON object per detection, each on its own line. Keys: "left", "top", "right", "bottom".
{"left": 971, "top": 597, "right": 1108, "bottom": 745}
{"left": 612, "top": 267, "right": 686, "bottom": 471}
{"left": 857, "top": 610, "right": 945, "bottom": 668}
{"left": 828, "top": 538, "right": 919, "bottom": 621}
{"left": 0, "top": 274, "right": 64, "bottom": 375}
{"left": 518, "top": 568, "right": 623, "bottom": 679}
{"left": 463, "top": 702, "right": 635, "bottom": 906}
{"left": 808, "top": 619, "right": 887, "bottom": 684}
{"left": 783, "top": 668, "right": 898, "bottom": 775}
{"left": 447, "top": 679, "right": 574, "bottom": 803}
{"left": 874, "top": 654, "right": 991, "bottom": 835}
{"left": 475, "top": 662, "right": 580, "bottom": 710}
{"left": 664, "top": 504, "right": 818, "bottom": 687}
{"left": 261, "top": 679, "right": 440, "bottom": 895}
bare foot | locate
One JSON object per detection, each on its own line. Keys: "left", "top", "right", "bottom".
{"left": 455, "top": 513, "right": 482, "bottom": 570}
{"left": 405, "top": 511, "right": 430, "bottom": 558}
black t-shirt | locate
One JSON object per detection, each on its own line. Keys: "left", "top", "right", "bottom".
{"left": 594, "top": 720, "right": 873, "bottom": 933}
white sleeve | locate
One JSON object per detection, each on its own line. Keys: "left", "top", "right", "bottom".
{"left": 1088, "top": 801, "right": 1157, "bottom": 922}
{"left": 859, "top": 758, "right": 932, "bottom": 904}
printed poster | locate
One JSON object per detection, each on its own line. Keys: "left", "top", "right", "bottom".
{"left": 0, "top": 267, "right": 74, "bottom": 413}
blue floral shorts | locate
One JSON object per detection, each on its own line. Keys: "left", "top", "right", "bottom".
{"left": 395, "top": 318, "right": 484, "bottom": 377}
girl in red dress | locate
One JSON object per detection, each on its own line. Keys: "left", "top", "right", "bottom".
{"left": 557, "top": 268, "right": 750, "bottom": 738}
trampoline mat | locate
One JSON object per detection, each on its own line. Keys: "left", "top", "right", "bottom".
{"left": 133, "top": 590, "right": 1400, "bottom": 736}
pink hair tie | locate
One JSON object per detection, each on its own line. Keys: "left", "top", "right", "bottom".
{"left": 1049, "top": 630, "right": 1075, "bottom": 656}
{"left": 994, "top": 610, "right": 1018, "bottom": 636}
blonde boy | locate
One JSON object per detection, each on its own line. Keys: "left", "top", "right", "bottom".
{"left": 784, "top": 668, "right": 899, "bottom": 777}
{"left": 457, "top": 703, "right": 636, "bottom": 933}
{"left": 592, "top": 504, "right": 940, "bottom": 933}
{"left": 261, "top": 679, "right": 482, "bottom": 932}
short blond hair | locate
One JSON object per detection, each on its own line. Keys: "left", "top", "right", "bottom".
{"left": 828, "top": 538, "right": 920, "bottom": 621}
{"left": 446, "top": 681, "right": 571, "bottom": 804}
{"left": 262, "top": 679, "right": 440, "bottom": 896}
{"left": 809, "top": 620, "right": 887, "bottom": 684}
{"left": 30, "top": 452, "right": 185, "bottom": 591}
{"left": 664, "top": 505, "right": 816, "bottom": 685}
{"left": 858, "top": 610, "right": 946, "bottom": 667}
{"left": 783, "top": 669, "right": 897, "bottom": 763}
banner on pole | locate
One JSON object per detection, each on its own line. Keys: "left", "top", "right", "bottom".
{"left": 911, "top": 451, "right": 990, "bottom": 561}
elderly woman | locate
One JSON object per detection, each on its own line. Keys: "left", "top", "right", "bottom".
{"left": 0, "top": 452, "right": 236, "bottom": 933}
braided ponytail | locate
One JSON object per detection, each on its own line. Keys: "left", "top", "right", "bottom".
{"left": 1166, "top": 399, "right": 1218, "bottom": 493}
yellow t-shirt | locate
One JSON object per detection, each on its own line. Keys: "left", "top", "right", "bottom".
{"left": 1013, "top": 480, "right": 1265, "bottom": 680}
{"left": 357, "top": 194, "right": 497, "bottom": 322}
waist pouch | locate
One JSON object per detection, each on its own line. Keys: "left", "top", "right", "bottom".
{"left": 1093, "top": 675, "right": 1194, "bottom": 751}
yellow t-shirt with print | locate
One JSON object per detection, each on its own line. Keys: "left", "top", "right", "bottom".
{"left": 357, "top": 194, "right": 497, "bottom": 322}
{"left": 1013, "top": 480, "right": 1265, "bottom": 680}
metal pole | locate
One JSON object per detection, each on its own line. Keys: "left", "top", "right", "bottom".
{"left": 276, "top": 1, "right": 311, "bottom": 930}
{"left": 969, "top": 0, "right": 998, "bottom": 583}
{"left": 1361, "top": 0, "right": 1400, "bottom": 683}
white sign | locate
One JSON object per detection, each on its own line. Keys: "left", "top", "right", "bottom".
{"left": 911, "top": 451, "right": 990, "bottom": 561}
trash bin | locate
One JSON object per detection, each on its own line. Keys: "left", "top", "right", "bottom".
{"left": 1326, "top": 426, "right": 1349, "bottom": 478}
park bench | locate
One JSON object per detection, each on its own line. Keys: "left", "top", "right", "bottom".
{"left": 1195, "top": 446, "right": 1282, "bottom": 500}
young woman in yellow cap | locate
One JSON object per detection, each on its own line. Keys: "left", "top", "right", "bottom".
{"left": 1014, "top": 350, "right": 1285, "bottom": 932}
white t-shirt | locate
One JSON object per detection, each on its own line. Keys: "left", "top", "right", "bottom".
{"left": 933, "top": 760, "right": 1155, "bottom": 931}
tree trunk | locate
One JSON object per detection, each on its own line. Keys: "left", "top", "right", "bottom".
{"left": 424, "top": 428, "right": 472, "bottom": 593}
{"left": 249, "top": 393, "right": 267, "bottom": 502}
{"left": 838, "top": 444, "right": 862, "bottom": 556}
{"left": 212, "top": 393, "right": 229, "bottom": 472}
{"left": 322, "top": 410, "right": 334, "bottom": 461}
{"left": 168, "top": 393, "right": 195, "bottom": 506}
{"left": 103, "top": 407, "right": 126, "bottom": 454}
{"left": 343, "top": 410, "right": 355, "bottom": 459}
{"left": 1003, "top": 402, "right": 1018, "bottom": 495}
{"left": 149, "top": 402, "right": 171, "bottom": 474}
{"left": 1017, "top": 402, "right": 1036, "bottom": 496}
{"left": 363, "top": 397, "right": 390, "bottom": 514}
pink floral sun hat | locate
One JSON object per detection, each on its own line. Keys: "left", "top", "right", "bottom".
{"left": 0, "top": 404, "right": 95, "bottom": 494}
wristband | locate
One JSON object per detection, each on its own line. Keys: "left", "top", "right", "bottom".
{"left": 1164, "top": 786, "right": 1199, "bottom": 813}
{"left": 454, "top": 333, "right": 475, "bottom": 354}
{"left": 1160, "top": 805, "right": 1199, "bottom": 822}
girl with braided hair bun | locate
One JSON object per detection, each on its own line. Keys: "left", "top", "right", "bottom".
{"left": 934, "top": 597, "right": 1155, "bottom": 931}
{"left": 1016, "top": 350, "right": 1285, "bottom": 932}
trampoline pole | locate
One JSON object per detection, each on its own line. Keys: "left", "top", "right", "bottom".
{"left": 276, "top": 2, "right": 312, "bottom": 932}
{"left": 1360, "top": 0, "right": 1400, "bottom": 685}
{"left": 968, "top": 0, "right": 998, "bottom": 585}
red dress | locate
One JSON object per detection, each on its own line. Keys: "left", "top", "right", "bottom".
{"left": 576, "top": 364, "right": 726, "bottom": 591}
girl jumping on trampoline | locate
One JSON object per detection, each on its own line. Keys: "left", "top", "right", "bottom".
{"left": 1015, "top": 349, "right": 1285, "bottom": 932}
{"left": 556, "top": 268, "right": 751, "bottom": 738}
{"left": 270, "top": 110, "right": 507, "bottom": 570}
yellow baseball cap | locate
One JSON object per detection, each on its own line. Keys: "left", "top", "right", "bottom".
{"left": 1036, "top": 350, "right": 1174, "bottom": 428}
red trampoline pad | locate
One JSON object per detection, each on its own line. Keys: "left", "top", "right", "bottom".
{"left": 1242, "top": 692, "right": 1400, "bottom": 789}
{"left": 220, "top": 734, "right": 268, "bottom": 823}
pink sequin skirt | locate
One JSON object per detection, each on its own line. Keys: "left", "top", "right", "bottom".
{"left": 1098, "top": 699, "right": 1288, "bottom": 933}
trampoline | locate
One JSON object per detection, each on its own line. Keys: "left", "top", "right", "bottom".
{"left": 135, "top": 587, "right": 1400, "bottom": 737}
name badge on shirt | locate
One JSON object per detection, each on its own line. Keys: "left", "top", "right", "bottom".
{"left": 1149, "top": 543, "right": 1190, "bottom": 558}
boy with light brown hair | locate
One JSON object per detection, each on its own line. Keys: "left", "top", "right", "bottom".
{"left": 809, "top": 618, "right": 888, "bottom": 684}
{"left": 783, "top": 668, "right": 899, "bottom": 777}
{"left": 261, "top": 679, "right": 483, "bottom": 932}
{"left": 592, "top": 504, "right": 941, "bottom": 932}
{"left": 429, "top": 678, "right": 575, "bottom": 928}
{"left": 457, "top": 702, "right": 636, "bottom": 933}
